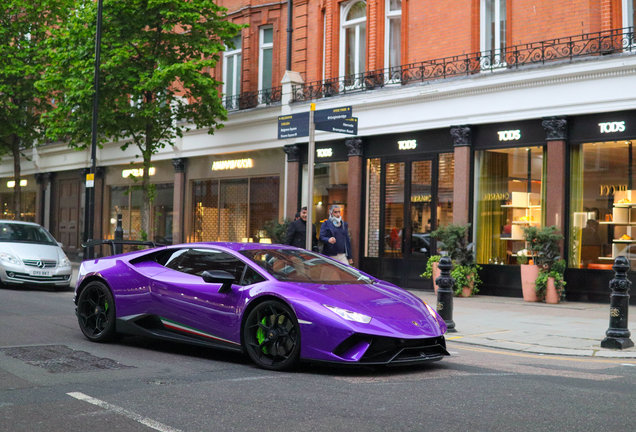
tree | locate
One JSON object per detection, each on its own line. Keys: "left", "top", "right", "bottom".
{"left": 40, "top": 0, "right": 243, "bottom": 238}
{"left": 0, "top": 1, "right": 68, "bottom": 220}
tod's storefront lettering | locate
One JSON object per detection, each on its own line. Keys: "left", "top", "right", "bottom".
{"left": 599, "top": 184, "right": 628, "bottom": 196}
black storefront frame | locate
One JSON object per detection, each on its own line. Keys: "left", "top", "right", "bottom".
{"left": 472, "top": 119, "right": 547, "bottom": 298}
{"left": 359, "top": 128, "right": 454, "bottom": 289}
{"left": 564, "top": 110, "right": 636, "bottom": 304}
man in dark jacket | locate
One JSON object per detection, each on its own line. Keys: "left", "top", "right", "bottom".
{"left": 285, "top": 207, "right": 318, "bottom": 250}
{"left": 319, "top": 205, "right": 353, "bottom": 265}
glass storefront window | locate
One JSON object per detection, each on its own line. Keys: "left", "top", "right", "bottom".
{"left": 474, "top": 146, "right": 544, "bottom": 265}
{"left": 301, "top": 162, "right": 349, "bottom": 235}
{"left": 192, "top": 176, "right": 279, "bottom": 243}
{"left": 109, "top": 184, "right": 173, "bottom": 244}
{"left": 569, "top": 140, "right": 636, "bottom": 270}
{"left": 0, "top": 192, "right": 36, "bottom": 222}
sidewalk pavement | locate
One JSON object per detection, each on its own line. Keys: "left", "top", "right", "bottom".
{"left": 70, "top": 263, "right": 636, "bottom": 359}
{"left": 411, "top": 291, "right": 636, "bottom": 359}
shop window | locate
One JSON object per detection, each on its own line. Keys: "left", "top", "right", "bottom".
{"left": 385, "top": 0, "right": 401, "bottom": 71}
{"left": 259, "top": 26, "right": 273, "bottom": 92}
{"left": 192, "top": 176, "right": 279, "bottom": 243}
{"left": 224, "top": 35, "right": 242, "bottom": 98}
{"left": 481, "top": 0, "right": 507, "bottom": 68}
{"left": 340, "top": 1, "right": 367, "bottom": 85}
{"left": 301, "top": 162, "right": 349, "bottom": 237}
{"left": 438, "top": 153, "right": 455, "bottom": 227}
{"left": 0, "top": 192, "right": 36, "bottom": 222}
{"left": 365, "top": 158, "right": 381, "bottom": 257}
{"left": 109, "top": 183, "right": 173, "bottom": 245}
{"left": 570, "top": 141, "right": 636, "bottom": 270}
{"left": 474, "top": 147, "right": 544, "bottom": 265}
{"left": 624, "top": 0, "right": 636, "bottom": 46}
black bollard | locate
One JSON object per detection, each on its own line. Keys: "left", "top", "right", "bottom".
{"left": 601, "top": 256, "right": 634, "bottom": 349}
{"left": 435, "top": 256, "right": 457, "bottom": 333}
{"left": 114, "top": 214, "right": 123, "bottom": 255}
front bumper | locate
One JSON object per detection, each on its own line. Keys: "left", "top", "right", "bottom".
{"left": 0, "top": 264, "right": 72, "bottom": 286}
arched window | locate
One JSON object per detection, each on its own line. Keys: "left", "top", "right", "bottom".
{"left": 340, "top": 1, "right": 367, "bottom": 80}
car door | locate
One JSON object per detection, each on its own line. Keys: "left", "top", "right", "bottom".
{"left": 150, "top": 247, "right": 248, "bottom": 347}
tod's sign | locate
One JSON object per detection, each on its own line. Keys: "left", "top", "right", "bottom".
{"left": 599, "top": 121, "right": 626, "bottom": 133}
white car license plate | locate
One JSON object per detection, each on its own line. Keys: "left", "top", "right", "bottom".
{"left": 30, "top": 269, "right": 52, "bottom": 277}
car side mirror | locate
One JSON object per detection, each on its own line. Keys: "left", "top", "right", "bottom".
{"left": 57, "top": 242, "right": 64, "bottom": 248}
{"left": 201, "top": 270, "right": 235, "bottom": 293}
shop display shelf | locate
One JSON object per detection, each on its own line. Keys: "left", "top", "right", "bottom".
{"left": 599, "top": 222, "right": 636, "bottom": 225}
{"left": 512, "top": 221, "right": 539, "bottom": 224}
{"left": 502, "top": 238, "right": 524, "bottom": 241}
{"left": 612, "top": 239, "right": 636, "bottom": 242}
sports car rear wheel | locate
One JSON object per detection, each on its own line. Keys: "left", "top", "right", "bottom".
{"left": 77, "top": 281, "right": 116, "bottom": 342}
{"left": 244, "top": 300, "right": 301, "bottom": 371}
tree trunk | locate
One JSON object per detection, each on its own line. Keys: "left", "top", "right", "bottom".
{"left": 11, "top": 134, "right": 21, "bottom": 221}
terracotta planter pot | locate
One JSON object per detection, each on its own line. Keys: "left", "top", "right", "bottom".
{"left": 520, "top": 264, "right": 540, "bottom": 302}
{"left": 545, "top": 277, "right": 559, "bottom": 304}
{"left": 432, "top": 262, "right": 441, "bottom": 293}
{"left": 461, "top": 287, "right": 472, "bottom": 297}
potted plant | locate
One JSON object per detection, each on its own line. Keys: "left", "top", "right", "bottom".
{"left": 262, "top": 218, "right": 292, "bottom": 244}
{"left": 421, "top": 255, "right": 442, "bottom": 293}
{"left": 521, "top": 225, "right": 565, "bottom": 303}
{"left": 427, "top": 224, "right": 481, "bottom": 297}
{"left": 535, "top": 259, "right": 566, "bottom": 303}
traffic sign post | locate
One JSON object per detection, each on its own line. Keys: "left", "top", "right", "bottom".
{"left": 277, "top": 104, "right": 357, "bottom": 251}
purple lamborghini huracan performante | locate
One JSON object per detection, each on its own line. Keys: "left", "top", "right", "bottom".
{"left": 74, "top": 242, "right": 449, "bottom": 371}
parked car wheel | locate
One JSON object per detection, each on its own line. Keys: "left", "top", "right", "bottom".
{"left": 244, "top": 300, "right": 301, "bottom": 371}
{"left": 77, "top": 281, "right": 117, "bottom": 342}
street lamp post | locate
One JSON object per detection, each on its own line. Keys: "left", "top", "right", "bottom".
{"left": 84, "top": 0, "right": 104, "bottom": 260}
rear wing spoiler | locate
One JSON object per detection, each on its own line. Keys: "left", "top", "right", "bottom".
{"left": 82, "top": 239, "right": 164, "bottom": 256}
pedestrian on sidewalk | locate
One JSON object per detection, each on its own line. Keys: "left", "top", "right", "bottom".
{"left": 285, "top": 207, "right": 318, "bottom": 251}
{"left": 320, "top": 205, "right": 353, "bottom": 266}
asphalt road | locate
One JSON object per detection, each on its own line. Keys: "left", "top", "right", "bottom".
{"left": 2, "top": 286, "right": 636, "bottom": 432}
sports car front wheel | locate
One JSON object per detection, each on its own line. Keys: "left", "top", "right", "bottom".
{"left": 244, "top": 300, "right": 301, "bottom": 371}
{"left": 77, "top": 281, "right": 117, "bottom": 342}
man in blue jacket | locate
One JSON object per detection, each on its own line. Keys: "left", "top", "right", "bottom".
{"left": 320, "top": 205, "right": 353, "bottom": 265}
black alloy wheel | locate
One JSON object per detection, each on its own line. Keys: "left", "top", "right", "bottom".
{"left": 244, "top": 300, "right": 301, "bottom": 371}
{"left": 77, "top": 281, "right": 117, "bottom": 342}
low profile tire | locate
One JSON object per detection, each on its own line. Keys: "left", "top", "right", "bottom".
{"left": 244, "top": 300, "right": 301, "bottom": 371}
{"left": 77, "top": 281, "right": 117, "bottom": 342}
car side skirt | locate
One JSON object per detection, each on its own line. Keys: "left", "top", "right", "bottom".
{"left": 115, "top": 314, "right": 244, "bottom": 353}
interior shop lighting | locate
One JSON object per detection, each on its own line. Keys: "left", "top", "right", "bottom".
{"left": 7, "top": 180, "right": 27, "bottom": 188}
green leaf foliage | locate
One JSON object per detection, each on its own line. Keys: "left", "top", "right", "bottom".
{"left": 521, "top": 225, "right": 563, "bottom": 270}
{"left": 431, "top": 223, "right": 475, "bottom": 267}
{"left": 263, "top": 218, "right": 292, "bottom": 245}
{"left": 39, "top": 0, "right": 244, "bottom": 232}
{"left": 420, "top": 255, "right": 441, "bottom": 279}
{"left": 0, "top": 1, "right": 70, "bottom": 218}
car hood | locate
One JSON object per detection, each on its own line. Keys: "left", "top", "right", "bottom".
{"left": 0, "top": 242, "right": 61, "bottom": 261}
{"left": 286, "top": 280, "right": 430, "bottom": 321}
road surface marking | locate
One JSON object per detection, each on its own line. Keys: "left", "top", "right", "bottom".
{"left": 455, "top": 345, "right": 635, "bottom": 364}
{"left": 67, "top": 392, "right": 183, "bottom": 432}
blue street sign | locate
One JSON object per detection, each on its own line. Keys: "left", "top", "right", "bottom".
{"left": 314, "top": 106, "right": 353, "bottom": 124}
{"left": 315, "top": 117, "right": 358, "bottom": 135}
{"left": 278, "top": 112, "right": 310, "bottom": 139}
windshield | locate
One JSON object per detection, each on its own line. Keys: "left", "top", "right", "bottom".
{"left": 0, "top": 223, "right": 57, "bottom": 246}
{"left": 241, "top": 249, "right": 374, "bottom": 284}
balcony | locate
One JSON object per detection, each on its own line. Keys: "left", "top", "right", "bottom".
{"left": 292, "top": 26, "right": 635, "bottom": 103}
{"left": 222, "top": 86, "right": 282, "bottom": 112}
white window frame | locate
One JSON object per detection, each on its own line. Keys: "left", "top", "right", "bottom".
{"left": 258, "top": 26, "right": 274, "bottom": 92}
{"left": 339, "top": 1, "right": 367, "bottom": 80}
{"left": 624, "top": 0, "right": 635, "bottom": 28}
{"left": 223, "top": 36, "right": 242, "bottom": 98}
{"left": 480, "top": 0, "right": 507, "bottom": 70}
{"left": 384, "top": 0, "right": 402, "bottom": 70}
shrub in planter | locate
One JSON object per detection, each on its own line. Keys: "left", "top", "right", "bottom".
{"left": 420, "top": 255, "right": 442, "bottom": 292}
{"left": 262, "top": 218, "right": 292, "bottom": 244}
{"left": 534, "top": 259, "right": 566, "bottom": 302}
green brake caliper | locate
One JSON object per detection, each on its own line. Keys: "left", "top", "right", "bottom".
{"left": 104, "top": 301, "right": 109, "bottom": 312}
{"left": 256, "top": 317, "right": 268, "bottom": 354}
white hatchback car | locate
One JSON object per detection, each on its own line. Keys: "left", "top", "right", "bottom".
{"left": 0, "top": 220, "right": 72, "bottom": 290}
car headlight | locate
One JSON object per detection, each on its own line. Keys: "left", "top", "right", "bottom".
{"left": 59, "top": 255, "right": 71, "bottom": 267}
{"left": 423, "top": 301, "right": 441, "bottom": 324}
{"left": 0, "top": 252, "right": 21, "bottom": 265}
{"left": 323, "top": 305, "right": 372, "bottom": 324}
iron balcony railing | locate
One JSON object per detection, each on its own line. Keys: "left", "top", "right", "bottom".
{"left": 293, "top": 26, "right": 635, "bottom": 102}
{"left": 222, "top": 86, "right": 282, "bottom": 111}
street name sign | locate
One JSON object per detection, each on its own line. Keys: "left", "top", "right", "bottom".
{"left": 315, "top": 117, "right": 358, "bottom": 135}
{"left": 313, "top": 106, "right": 353, "bottom": 124}
{"left": 278, "top": 112, "right": 310, "bottom": 139}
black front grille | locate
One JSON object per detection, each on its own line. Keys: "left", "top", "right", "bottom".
{"left": 333, "top": 334, "right": 449, "bottom": 364}
{"left": 8, "top": 272, "right": 69, "bottom": 283}
{"left": 23, "top": 259, "right": 57, "bottom": 268}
